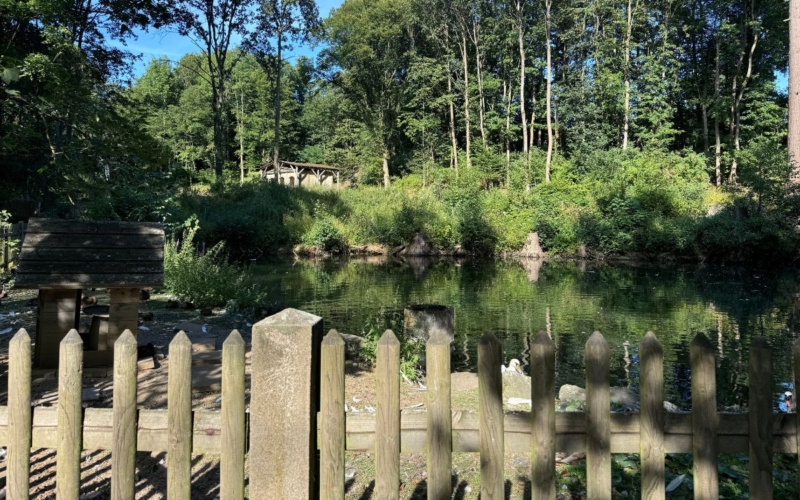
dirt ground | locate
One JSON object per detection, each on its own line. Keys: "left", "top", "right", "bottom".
{"left": 0, "top": 287, "right": 567, "bottom": 500}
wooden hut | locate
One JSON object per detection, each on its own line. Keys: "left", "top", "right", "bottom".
{"left": 14, "top": 219, "right": 164, "bottom": 368}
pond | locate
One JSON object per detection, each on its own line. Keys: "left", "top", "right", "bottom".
{"left": 253, "top": 257, "right": 800, "bottom": 410}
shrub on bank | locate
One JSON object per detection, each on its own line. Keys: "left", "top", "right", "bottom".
{"left": 164, "top": 228, "right": 266, "bottom": 311}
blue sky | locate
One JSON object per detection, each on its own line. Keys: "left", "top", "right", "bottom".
{"left": 114, "top": 0, "right": 344, "bottom": 79}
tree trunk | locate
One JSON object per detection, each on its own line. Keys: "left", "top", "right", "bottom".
{"left": 622, "top": 0, "right": 633, "bottom": 150}
{"left": 791, "top": 0, "right": 800, "bottom": 182}
{"left": 505, "top": 79, "right": 513, "bottom": 187}
{"left": 273, "top": 35, "right": 283, "bottom": 181}
{"left": 447, "top": 67, "right": 459, "bottom": 172}
{"left": 545, "top": 0, "right": 553, "bottom": 183}
{"left": 730, "top": 21, "right": 758, "bottom": 184}
{"left": 382, "top": 148, "right": 391, "bottom": 188}
{"left": 461, "top": 34, "right": 472, "bottom": 168}
{"left": 239, "top": 92, "right": 245, "bottom": 186}
{"left": 714, "top": 37, "right": 722, "bottom": 187}
{"left": 472, "top": 24, "right": 487, "bottom": 147}
{"left": 516, "top": 0, "right": 529, "bottom": 190}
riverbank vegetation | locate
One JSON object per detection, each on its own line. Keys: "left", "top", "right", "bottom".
{"left": 2, "top": 0, "right": 798, "bottom": 262}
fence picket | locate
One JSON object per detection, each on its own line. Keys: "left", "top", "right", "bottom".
{"left": 56, "top": 329, "right": 84, "bottom": 499}
{"left": 320, "top": 330, "right": 346, "bottom": 500}
{"left": 8, "top": 329, "right": 32, "bottom": 500}
{"left": 639, "top": 332, "right": 664, "bottom": 500}
{"left": 221, "top": 330, "right": 246, "bottom": 500}
{"left": 794, "top": 338, "right": 800, "bottom": 494}
{"left": 427, "top": 333, "right": 452, "bottom": 500}
{"left": 691, "top": 332, "right": 718, "bottom": 500}
{"left": 585, "top": 331, "right": 611, "bottom": 500}
{"left": 749, "top": 336, "right": 773, "bottom": 499}
{"left": 531, "top": 331, "right": 555, "bottom": 500}
{"left": 478, "top": 333, "right": 503, "bottom": 500}
{"left": 111, "top": 330, "right": 138, "bottom": 500}
{"left": 376, "top": 330, "right": 401, "bottom": 499}
{"left": 168, "top": 331, "right": 193, "bottom": 499}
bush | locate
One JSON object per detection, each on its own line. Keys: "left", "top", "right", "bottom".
{"left": 164, "top": 227, "right": 266, "bottom": 311}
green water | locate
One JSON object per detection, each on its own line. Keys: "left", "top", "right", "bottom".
{"left": 253, "top": 257, "right": 800, "bottom": 409}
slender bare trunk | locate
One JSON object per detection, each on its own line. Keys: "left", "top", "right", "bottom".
{"left": 516, "top": 0, "right": 529, "bottom": 190}
{"left": 730, "top": 19, "right": 758, "bottom": 183}
{"left": 791, "top": 0, "right": 800, "bottom": 181}
{"left": 447, "top": 65, "right": 458, "bottom": 172}
{"left": 239, "top": 92, "right": 245, "bottom": 186}
{"left": 714, "top": 37, "right": 722, "bottom": 187}
{"left": 273, "top": 34, "right": 283, "bottom": 181}
{"left": 545, "top": 0, "right": 553, "bottom": 183}
{"left": 505, "top": 79, "right": 513, "bottom": 186}
{"left": 382, "top": 147, "right": 390, "bottom": 188}
{"left": 622, "top": 0, "right": 633, "bottom": 150}
{"left": 472, "top": 24, "right": 487, "bottom": 147}
{"left": 461, "top": 34, "right": 472, "bottom": 168}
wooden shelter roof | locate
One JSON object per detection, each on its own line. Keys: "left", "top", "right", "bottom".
{"left": 15, "top": 218, "right": 165, "bottom": 289}
{"left": 262, "top": 161, "right": 339, "bottom": 171}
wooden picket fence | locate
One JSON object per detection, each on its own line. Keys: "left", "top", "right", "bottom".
{"left": 1, "top": 221, "right": 26, "bottom": 271}
{"left": 319, "top": 329, "right": 793, "bottom": 500}
{"left": 0, "top": 324, "right": 794, "bottom": 499}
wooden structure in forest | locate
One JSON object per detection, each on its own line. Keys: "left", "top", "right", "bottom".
{"left": 14, "top": 219, "right": 164, "bottom": 368}
{"left": 260, "top": 160, "right": 341, "bottom": 188}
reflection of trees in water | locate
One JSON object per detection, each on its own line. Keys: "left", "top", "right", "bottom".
{"left": 252, "top": 257, "right": 800, "bottom": 405}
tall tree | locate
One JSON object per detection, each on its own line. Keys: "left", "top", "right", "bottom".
{"left": 174, "top": 0, "right": 254, "bottom": 179}
{"left": 791, "top": 0, "right": 800, "bottom": 181}
{"left": 247, "top": 0, "right": 320, "bottom": 180}
{"left": 323, "top": 0, "right": 413, "bottom": 187}
{"left": 544, "top": 0, "right": 553, "bottom": 182}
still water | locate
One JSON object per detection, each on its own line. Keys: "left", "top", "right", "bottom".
{"left": 254, "top": 257, "right": 800, "bottom": 409}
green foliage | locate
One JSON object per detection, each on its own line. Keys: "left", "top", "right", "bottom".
{"left": 164, "top": 227, "right": 267, "bottom": 311}
{"left": 357, "top": 312, "right": 421, "bottom": 381}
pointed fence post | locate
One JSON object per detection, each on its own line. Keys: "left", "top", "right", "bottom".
{"left": 56, "top": 329, "right": 83, "bottom": 499}
{"left": 691, "top": 333, "right": 718, "bottom": 500}
{"left": 376, "top": 330, "right": 401, "bottom": 499}
{"left": 320, "top": 330, "right": 345, "bottom": 500}
{"left": 531, "top": 331, "right": 555, "bottom": 500}
{"left": 585, "top": 331, "right": 610, "bottom": 500}
{"left": 168, "top": 331, "right": 193, "bottom": 500}
{"left": 478, "top": 333, "right": 504, "bottom": 500}
{"left": 794, "top": 338, "right": 800, "bottom": 493}
{"left": 749, "top": 336, "right": 773, "bottom": 500}
{"left": 250, "top": 309, "right": 324, "bottom": 500}
{"left": 426, "top": 333, "right": 452, "bottom": 500}
{"left": 639, "top": 332, "right": 664, "bottom": 500}
{"left": 112, "top": 330, "right": 138, "bottom": 500}
{"left": 221, "top": 330, "right": 246, "bottom": 500}
{"left": 8, "top": 329, "right": 32, "bottom": 500}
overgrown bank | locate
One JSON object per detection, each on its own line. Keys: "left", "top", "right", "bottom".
{"left": 85, "top": 149, "right": 800, "bottom": 263}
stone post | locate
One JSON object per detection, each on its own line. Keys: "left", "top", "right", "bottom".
{"left": 250, "top": 308, "right": 323, "bottom": 500}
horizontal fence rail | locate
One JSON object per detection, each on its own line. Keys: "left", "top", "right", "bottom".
{"left": 0, "top": 323, "right": 795, "bottom": 499}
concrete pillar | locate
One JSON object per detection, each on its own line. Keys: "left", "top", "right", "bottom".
{"left": 249, "top": 308, "right": 323, "bottom": 499}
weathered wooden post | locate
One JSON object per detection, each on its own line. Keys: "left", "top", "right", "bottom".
{"left": 749, "top": 336, "right": 773, "bottom": 500}
{"left": 221, "top": 330, "right": 246, "bottom": 500}
{"left": 376, "top": 330, "right": 401, "bottom": 499}
{"left": 112, "top": 330, "right": 138, "bottom": 500}
{"left": 8, "top": 329, "right": 32, "bottom": 500}
{"left": 426, "top": 332, "right": 452, "bottom": 500}
{"left": 56, "top": 329, "right": 83, "bottom": 499}
{"left": 250, "top": 308, "right": 324, "bottom": 500}
{"left": 531, "top": 331, "right": 555, "bottom": 500}
{"left": 320, "top": 330, "right": 345, "bottom": 500}
{"left": 168, "top": 331, "right": 192, "bottom": 500}
{"left": 585, "top": 331, "right": 610, "bottom": 500}
{"left": 691, "top": 333, "right": 718, "bottom": 500}
{"left": 639, "top": 332, "right": 664, "bottom": 500}
{"left": 404, "top": 304, "right": 454, "bottom": 343}
{"left": 478, "top": 333, "right": 504, "bottom": 500}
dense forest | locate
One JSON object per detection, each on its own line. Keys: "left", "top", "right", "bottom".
{"left": 2, "top": 0, "right": 798, "bottom": 261}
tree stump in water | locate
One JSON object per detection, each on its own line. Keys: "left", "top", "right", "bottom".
{"left": 404, "top": 304, "right": 454, "bottom": 343}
